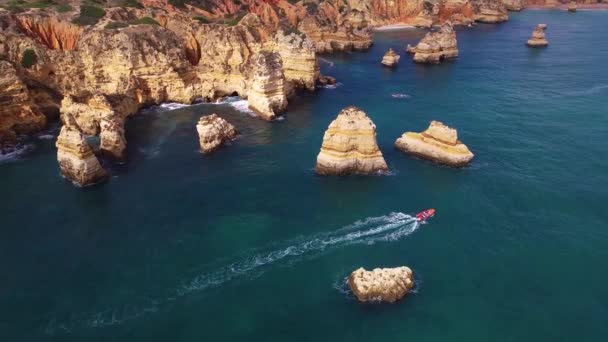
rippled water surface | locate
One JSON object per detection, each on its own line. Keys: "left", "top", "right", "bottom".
{"left": 1, "top": 10, "right": 607, "bottom": 341}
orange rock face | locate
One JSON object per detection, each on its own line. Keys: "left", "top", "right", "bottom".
{"left": 15, "top": 16, "right": 83, "bottom": 51}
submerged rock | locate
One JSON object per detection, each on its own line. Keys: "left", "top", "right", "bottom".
{"left": 348, "top": 267, "right": 415, "bottom": 303}
{"left": 56, "top": 118, "right": 108, "bottom": 187}
{"left": 406, "top": 24, "right": 459, "bottom": 64}
{"left": 196, "top": 114, "right": 237, "bottom": 154}
{"left": 395, "top": 121, "right": 474, "bottom": 167}
{"left": 317, "top": 75, "right": 337, "bottom": 87}
{"left": 527, "top": 24, "right": 549, "bottom": 47}
{"left": 381, "top": 48, "right": 401, "bottom": 67}
{"left": 315, "top": 106, "right": 388, "bottom": 176}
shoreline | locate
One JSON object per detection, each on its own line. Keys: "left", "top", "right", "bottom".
{"left": 373, "top": 24, "right": 417, "bottom": 31}
{"left": 524, "top": 4, "right": 608, "bottom": 10}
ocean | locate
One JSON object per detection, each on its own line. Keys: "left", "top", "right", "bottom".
{"left": 1, "top": 10, "right": 607, "bottom": 341}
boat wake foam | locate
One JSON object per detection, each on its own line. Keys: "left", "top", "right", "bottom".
{"left": 566, "top": 84, "right": 608, "bottom": 96}
{"left": 391, "top": 93, "right": 411, "bottom": 99}
{"left": 45, "top": 212, "right": 420, "bottom": 334}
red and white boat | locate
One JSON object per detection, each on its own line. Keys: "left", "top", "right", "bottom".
{"left": 416, "top": 209, "right": 436, "bottom": 222}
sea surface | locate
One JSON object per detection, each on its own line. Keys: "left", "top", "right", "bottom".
{"left": 1, "top": 10, "right": 607, "bottom": 342}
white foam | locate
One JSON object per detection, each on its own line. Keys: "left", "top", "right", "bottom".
{"left": 0, "top": 144, "right": 34, "bottom": 164}
{"left": 566, "top": 84, "right": 608, "bottom": 96}
{"left": 158, "top": 102, "right": 192, "bottom": 111}
{"left": 318, "top": 58, "right": 335, "bottom": 67}
{"left": 391, "top": 93, "right": 411, "bottom": 99}
{"left": 317, "top": 82, "right": 343, "bottom": 90}
{"left": 37, "top": 134, "right": 55, "bottom": 140}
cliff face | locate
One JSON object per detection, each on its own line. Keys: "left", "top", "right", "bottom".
{"left": 0, "top": 61, "right": 46, "bottom": 147}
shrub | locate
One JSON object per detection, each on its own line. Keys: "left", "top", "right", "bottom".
{"left": 55, "top": 3, "right": 73, "bottom": 12}
{"left": 72, "top": 5, "right": 106, "bottom": 26}
{"left": 128, "top": 17, "right": 160, "bottom": 26}
{"left": 226, "top": 13, "right": 245, "bottom": 27}
{"left": 193, "top": 16, "right": 210, "bottom": 24}
{"left": 121, "top": 0, "right": 143, "bottom": 8}
{"left": 21, "top": 49, "right": 37, "bottom": 68}
{"left": 105, "top": 21, "right": 129, "bottom": 29}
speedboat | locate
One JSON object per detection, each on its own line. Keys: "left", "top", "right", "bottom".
{"left": 416, "top": 209, "right": 436, "bottom": 222}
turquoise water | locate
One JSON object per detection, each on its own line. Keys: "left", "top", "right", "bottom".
{"left": 1, "top": 10, "right": 608, "bottom": 341}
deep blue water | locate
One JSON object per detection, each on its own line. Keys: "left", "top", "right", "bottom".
{"left": 1, "top": 10, "right": 607, "bottom": 342}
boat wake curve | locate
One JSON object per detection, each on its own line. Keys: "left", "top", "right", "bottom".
{"left": 45, "top": 212, "right": 420, "bottom": 334}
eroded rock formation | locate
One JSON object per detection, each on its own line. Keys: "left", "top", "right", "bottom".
{"left": 348, "top": 267, "right": 415, "bottom": 303}
{"left": 0, "top": 61, "right": 46, "bottom": 147}
{"left": 568, "top": 2, "right": 578, "bottom": 11}
{"left": 395, "top": 121, "right": 474, "bottom": 166}
{"left": 14, "top": 15, "right": 83, "bottom": 51}
{"left": 406, "top": 23, "right": 459, "bottom": 64}
{"left": 502, "top": 0, "right": 524, "bottom": 11}
{"left": 381, "top": 48, "right": 400, "bottom": 67}
{"left": 196, "top": 114, "right": 237, "bottom": 154}
{"left": 472, "top": 0, "right": 509, "bottom": 23}
{"left": 316, "top": 106, "right": 388, "bottom": 176}
{"left": 527, "top": 24, "right": 548, "bottom": 47}
{"left": 56, "top": 118, "right": 108, "bottom": 187}
{"left": 248, "top": 51, "right": 288, "bottom": 121}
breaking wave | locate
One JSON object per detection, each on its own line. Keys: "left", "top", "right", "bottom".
{"left": 211, "top": 96, "right": 257, "bottom": 116}
{"left": 0, "top": 144, "right": 34, "bottom": 164}
{"left": 45, "top": 212, "right": 421, "bottom": 334}
{"left": 317, "top": 82, "right": 343, "bottom": 90}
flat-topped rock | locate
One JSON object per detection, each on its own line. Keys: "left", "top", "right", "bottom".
{"left": 395, "top": 121, "right": 474, "bottom": 167}
{"left": 348, "top": 267, "right": 415, "bottom": 303}
{"left": 316, "top": 106, "right": 388, "bottom": 176}
{"left": 247, "top": 51, "right": 288, "bottom": 121}
{"left": 406, "top": 24, "right": 458, "bottom": 64}
{"left": 196, "top": 114, "right": 237, "bottom": 154}
{"left": 381, "top": 48, "right": 400, "bottom": 67}
{"left": 527, "top": 24, "right": 548, "bottom": 47}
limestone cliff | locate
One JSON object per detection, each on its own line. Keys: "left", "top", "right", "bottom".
{"left": 406, "top": 23, "right": 459, "bottom": 64}
{"left": 472, "top": 0, "right": 509, "bottom": 23}
{"left": 56, "top": 118, "right": 108, "bottom": 187}
{"left": 395, "top": 121, "right": 474, "bottom": 167}
{"left": 348, "top": 267, "right": 415, "bottom": 303}
{"left": 196, "top": 114, "right": 237, "bottom": 154}
{"left": 0, "top": 61, "right": 46, "bottom": 147}
{"left": 248, "top": 51, "right": 288, "bottom": 121}
{"left": 316, "top": 106, "right": 388, "bottom": 176}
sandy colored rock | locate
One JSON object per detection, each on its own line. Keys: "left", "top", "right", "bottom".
{"left": 472, "top": 0, "right": 509, "bottom": 23}
{"left": 406, "top": 23, "right": 459, "bottom": 64}
{"left": 568, "top": 2, "right": 578, "bottom": 12}
{"left": 502, "top": 0, "right": 523, "bottom": 11}
{"left": 0, "top": 61, "right": 46, "bottom": 142}
{"left": 275, "top": 31, "right": 319, "bottom": 91}
{"left": 56, "top": 119, "right": 108, "bottom": 187}
{"left": 196, "top": 114, "right": 237, "bottom": 154}
{"left": 527, "top": 24, "right": 548, "bottom": 47}
{"left": 381, "top": 48, "right": 401, "bottom": 67}
{"left": 14, "top": 15, "right": 83, "bottom": 51}
{"left": 316, "top": 106, "right": 388, "bottom": 176}
{"left": 248, "top": 51, "right": 288, "bottom": 121}
{"left": 395, "top": 121, "right": 474, "bottom": 167}
{"left": 348, "top": 267, "right": 415, "bottom": 303}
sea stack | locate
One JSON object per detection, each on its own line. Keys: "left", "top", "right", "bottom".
{"left": 527, "top": 24, "right": 549, "bottom": 47}
{"left": 395, "top": 121, "right": 474, "bottom": 167}
{"left": 381, "top": 48, "right": 401, "bottom": 67}
{"left": 248, "top": 51, "right": 288, "bottom": 121}
{"left": 406, "top": 23, "right": 459, "bottom": 64}
{"left": 473, "top": 1, "right": 509, "bottom": 23}
{"left": 348, "top": 267, "right": 415, "bottom": 303}
{"left": 56, "top": 117, "right": 108, "bottom": 187}
{"left": 568, "top": 2, "right": 577, "bottom": 12}
{"left": 315, "top": 106, "right": 388, "bottom": 176}
{"left": 502, "top": 0, "right": 523, "bottom": 11}
{"left": 196, "top": 114, "right": 237, "bottom": 154}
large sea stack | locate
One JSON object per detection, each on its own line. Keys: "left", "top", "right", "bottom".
{"left": 315, "top": 107, "right": 388, "bottom": 176}
{"left": 381, "top": 48, "right": 400, "bottom": 67}
{"left": 348, "top": 267, "right": 415, "bottom": 303}
{"left": 395, "top": 121, "right": 474, "bottom": 167}
{"left": 406, "top": 23, "right": 459, "bottom": 64}
{"left": 55, "top": 117, "right": 108, "bottom": 187}
{"left": 527, "top": 24, "right": 549, "bottom": 47}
